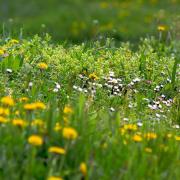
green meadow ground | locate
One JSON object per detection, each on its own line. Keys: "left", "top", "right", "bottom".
{"left": 0, "top": 0, "right": 180, "bottom": 42}
{"left": 0, "top": 35, "right": 180, "bottom": 179}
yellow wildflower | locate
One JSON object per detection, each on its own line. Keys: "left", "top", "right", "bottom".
{"left": 12, "top": 119, "right": 26, "bottom": 128}
{"left": 34, "top": 102, "right": 46, "bottom": 109}
{"left": 145, "top": 147, "right": 152, "bottom": 153}
{"left": 24, "top": 102, "right": 46, "bottom": 110}
{"left": 157, "top": 25, "right": 166, "bottom": 31}
{"left": 24, "top": 103, "right": 36, "bottom": 110}
{"left": 47, "top": 176, "right": 63, "bottom": 180}
{"left": 1, "top": 96, "right": 15, "bottom": 106}
{"left": 54, "top": 122, "right": 62, "bottom": 132}
{"left": 28, "top": 135, "right": 43, "bottom": 146}
{"left": 132, "top": 134, "right": 142, "bottom": 142}
{"left": 167, "top": 133, "right": 173, "bottom": 138}
{"left": 15, "top": 110, "right": 20, "bottom": 115}
{"left": 79, "top": 162, "right": 87, "bottom": 176}
{"left": 62, "top": 127, "right": 78, "bottom": 140}
{"left": 124, "top": 124, "right": 137, "bottom": 131}
{"left": 0, "top": 116, "right": 8, "bottom": 123}
{"left": 0, "top": 49, "right": 5, "bottom": 55}
{"left": 48, "top": 146, "right": 66, "bottom": 155}
{"left": 175, "top": 136, "right": 180, "bottom": 141}
{"left": 37, "top": 62, "right": 48, "bottom": 70}
{"left": 63, "top": 106, "right": 73, "bottom": 114}
{"left": 0, "top": 107, "right": 10, "bottom": 116}
{"left": 31, "top": 119, "right": 44, "bottom": 127}
{"left": 9, "top": 39, "right": 19, "bottom": 44}
{"left": 19, "top": 97, "right": 29, "bottom": 102}
{"left": 89, "top": 73, "right": 98, "bottom": 80}
{"left": 120, "top": 128, "right": 126, "bottom": 135}
{"left": 144, "top": 132, "right": 157, "bottom": 140}
{"left": 63, "top": 116, "right": 69, "bottom": 125}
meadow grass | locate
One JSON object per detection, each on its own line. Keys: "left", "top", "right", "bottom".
{"left": 0, "top": 35, "right": 180, "bottom": 179}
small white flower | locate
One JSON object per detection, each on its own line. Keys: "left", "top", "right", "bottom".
{"left": 73, "top": 85, "right": 78, "bottom": 90}
{"left": 55, "top": 83, "right": 61, "bottom": 89}
{"left": 133, "top": 78, "right": 141, "bottom": 83}
{"left": 172, "top": 124, "right": 180, "bottom": 129}
{"left": 78, "top": 87, "right": 83, "bottom": 92}
{"left": 123, "top": 118, "right": 129, "bottom": 121}
{"left": 53, "top": 88, "right": 59, "bottom": 92}
{"left": 129, "top": 82, "right": 134, "bottom": 86}
{"left": 137, "top": 122, "right": 143, "bottom": 127}
{"left": 84, "top": 89, "right": 88, "bottom": 93}
{"left": 113, "top": 92, "right": 118, "bottom": 95}
{"left": 148, "top": 104, "right": 158, "bottom": 110}
{"left": 6, "top": 68, "right": 12, "bottom": 73}
{"left": 156, "top": 113, "right": 161, "bottom": 118}
{"left": 117, "top": 78, "right": 122, "bottom": 82}
{"left": 161, "top": 94, "right": 166, "bottom": 98}
{"left": 167, "top": 78, "right": 171, "bottom": 83}
{"left": 112, "top": 79, "right": 118, "bottom": 84}
{"left": 110, "top": 107, "right": 115, "bottom": 112}
{"left": 29, "top": 82, "right": 33, "bottom": 87}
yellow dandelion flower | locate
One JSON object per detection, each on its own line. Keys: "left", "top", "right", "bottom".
{"left": 31, "top": 119, "right": 44, "bottom": 127}
{"left": 132, "top": 134, "right": 142, "bottom": 142}
{"left": 119, "top": 128, "right": 126, "bottom": 135}
{"left": 48, "top": 146, "right": 66, "bottom": 155}
{"left": 1, "top": 96, "right": 15, "bottom": 106}
{"left": 24, "top": 102, "right": 46, "bottom": 110}
{"left": 89, "top": 73, "right": 98, "bottom": 80}
{"left": 0, "top": 107, "right": 10, "bottom": 116}
{"left": 79, "top": 162, "right": 87, "bottom": 176}
{"left": 24, "top": 103, "right": 36, "bottom": 110}
{"left": 54, "top": 122, "right": 62, "bottom": 132}
{"left": 62, "top": 127, "right": 78, "bottom": 140}
{"left": 12, "top": 119, "right": 26, "bottom": 128}
{"left": 19, "top": 97, "right": 29, "bottom": 102}
{"left": 47, "top": 176, "right": 63, "bottom": 180}
{"left": 175, "top": 136, "right": 180, "bottom": 141}
{"left": 145, "top": 147, "right": 152, "bottom": 153}
{"left": 15, "top": 110, "right": 20, "bottom": 115}
{"left": 124, "top": 124, "right": 137, "bottom": 131}
{"left": 157, "top": 25, "right": 166, "bottom": 31}
{"left": 144, "top": 132, "right": 157, "bottom": 140}
{"left": 34, "top": 102, "right": 46, "bottom": 109}
{"left": 63, "top": 106, "right": 73, "bottom": 114}
{"left": 28, "top": 135, "right": 43, "bottom": 146}
{"left": 37, "top": 62, "right": 48, "bottom": 70}
{"left": 0, "top": 116, "right": 8, "bottom": 124}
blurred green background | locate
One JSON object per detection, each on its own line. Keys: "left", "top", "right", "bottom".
{"left": 0, "top": 0, "right": 179, "bottom": 42}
